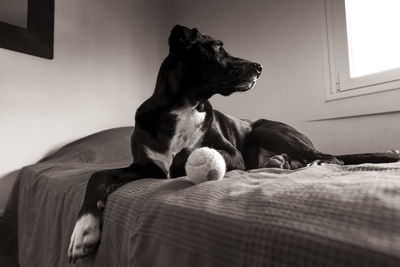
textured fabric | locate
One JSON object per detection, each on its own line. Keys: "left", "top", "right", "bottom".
{"left": 1, "top": 127, "right": 400, "bottom": 267}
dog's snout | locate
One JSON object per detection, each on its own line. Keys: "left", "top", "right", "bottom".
{"left": 254, "top": 63, "right": 263, "bottom": 74}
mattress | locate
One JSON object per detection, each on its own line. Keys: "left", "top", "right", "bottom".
{"left": 1, "top": 127, "right": 400, "bottom": 267}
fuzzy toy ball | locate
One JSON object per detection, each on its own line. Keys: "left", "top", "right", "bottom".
{"left": 185, "top": 147, "right": 226, "bottom": 184}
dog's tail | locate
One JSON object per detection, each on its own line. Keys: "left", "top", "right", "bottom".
{"left": 335, "top": 150, "right": 400, "bottom": 165}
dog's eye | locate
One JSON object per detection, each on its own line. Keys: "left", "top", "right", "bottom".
{"left": 215, "top": 43, "right": 223, "bottom": 52}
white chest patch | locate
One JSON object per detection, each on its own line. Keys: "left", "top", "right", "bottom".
{"left": 144, "top": 108, "right": 206, "bottom": 176}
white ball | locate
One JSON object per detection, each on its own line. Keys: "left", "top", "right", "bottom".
{"left": 185, "top": 147, "right": 226, "bottom": 184}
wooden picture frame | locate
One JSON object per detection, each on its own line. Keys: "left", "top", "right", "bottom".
{"left": 0, "top": 0, "right": 54, "bottom": 59}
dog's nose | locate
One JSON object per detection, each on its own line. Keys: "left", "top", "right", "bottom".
{"left": 254, "top": 63, "right": 263, "bottom": 74}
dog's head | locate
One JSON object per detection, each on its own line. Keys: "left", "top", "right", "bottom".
{"left": 156, "top": 25, "right": 262, "bottom": 103}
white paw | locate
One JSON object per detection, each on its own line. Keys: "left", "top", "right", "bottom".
{"left": 390, "top": 149, "right": 400, "bottom": 157}
{"left": 264, "top": 154, "right": 291, "bottom": 169}
{"left": 68, "top": 213, "right": 101, "bottom": 264}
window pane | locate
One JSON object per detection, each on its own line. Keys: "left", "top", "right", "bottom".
{"left": 345, "top": 0, "right": 400, "bottom": 77}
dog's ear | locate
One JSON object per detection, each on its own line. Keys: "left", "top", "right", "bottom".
{"left": 169, "top": 25, "right": 200, "bottom": 57}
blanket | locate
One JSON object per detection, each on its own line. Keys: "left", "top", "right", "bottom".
{"left": 1, "top": 127, "right": 400, "bottom": 267}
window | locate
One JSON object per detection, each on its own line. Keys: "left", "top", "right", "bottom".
{"left": 324, "top": 0, "right": 400, "bottom": 101}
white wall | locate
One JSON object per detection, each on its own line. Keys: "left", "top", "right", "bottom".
{"left": 173, "top": 0, "right": 400, "bottom": 154}
{"left": 0, "top": 0, "right": 173, "bottom": 214}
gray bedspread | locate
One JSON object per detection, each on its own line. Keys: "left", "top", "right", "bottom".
{"left": 1, "top": 127, "right": 400, "bottom": 267}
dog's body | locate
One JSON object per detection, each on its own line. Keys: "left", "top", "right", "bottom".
{"left": 68, "top": 25, "right": 400, "bottom": 263}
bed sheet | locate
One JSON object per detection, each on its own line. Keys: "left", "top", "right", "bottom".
{"left": 1, "top": 127, "right": 400, "bottom": 267}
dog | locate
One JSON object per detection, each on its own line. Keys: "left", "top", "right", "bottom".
{"left": 68, "top": 25, "right": 400, "bottom": 263}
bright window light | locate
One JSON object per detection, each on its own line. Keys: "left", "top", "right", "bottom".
{"left": 345, "top": 0, "right": 400, "bottom": 77}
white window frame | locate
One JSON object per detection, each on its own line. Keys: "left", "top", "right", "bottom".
{"left": 324, "top": 0, "right": 400, "bottom": 101}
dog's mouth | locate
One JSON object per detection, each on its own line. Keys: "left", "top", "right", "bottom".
{"left": 232, "top": 79, "right": 257, "bottom": 91}
{"left": 216, "top": 75, "right": 259, "bottom": 96}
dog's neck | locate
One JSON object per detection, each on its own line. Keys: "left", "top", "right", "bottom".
{"left": 134, "top": 84, "right": 210, "bottom": 139}
{"left": 152, "top": 56, "right": 212, "bottom": 108}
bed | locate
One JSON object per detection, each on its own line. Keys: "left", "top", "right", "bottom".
{"left": 1, "top": 127, "right": 400, "bottom": 267}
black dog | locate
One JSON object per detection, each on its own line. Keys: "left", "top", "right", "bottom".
{"left": 68, "top": 25, "right": 399, "bottom": 262}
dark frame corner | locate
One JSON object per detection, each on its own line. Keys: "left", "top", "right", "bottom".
{"left": 0, "top": 0, "right": 54, "bottom": 59}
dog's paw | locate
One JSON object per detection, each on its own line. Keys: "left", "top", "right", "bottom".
{"left": 264, "top": 154, "right": 291, "bottom": 169}
{"left": 389, "top": 149, "right": 400, "bottom": 160}
{"left": 68, "top": 213, "right": 101, "bottom": 264}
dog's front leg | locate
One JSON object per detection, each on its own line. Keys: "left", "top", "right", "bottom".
{"left": 213, "top": 146, "right": 245, "bottom": 171}
{"left": 169, "top": 148, "right": 194, "bottom": 178}
{"left": 68, "top": 165, "right": 160, "bottom": 263}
